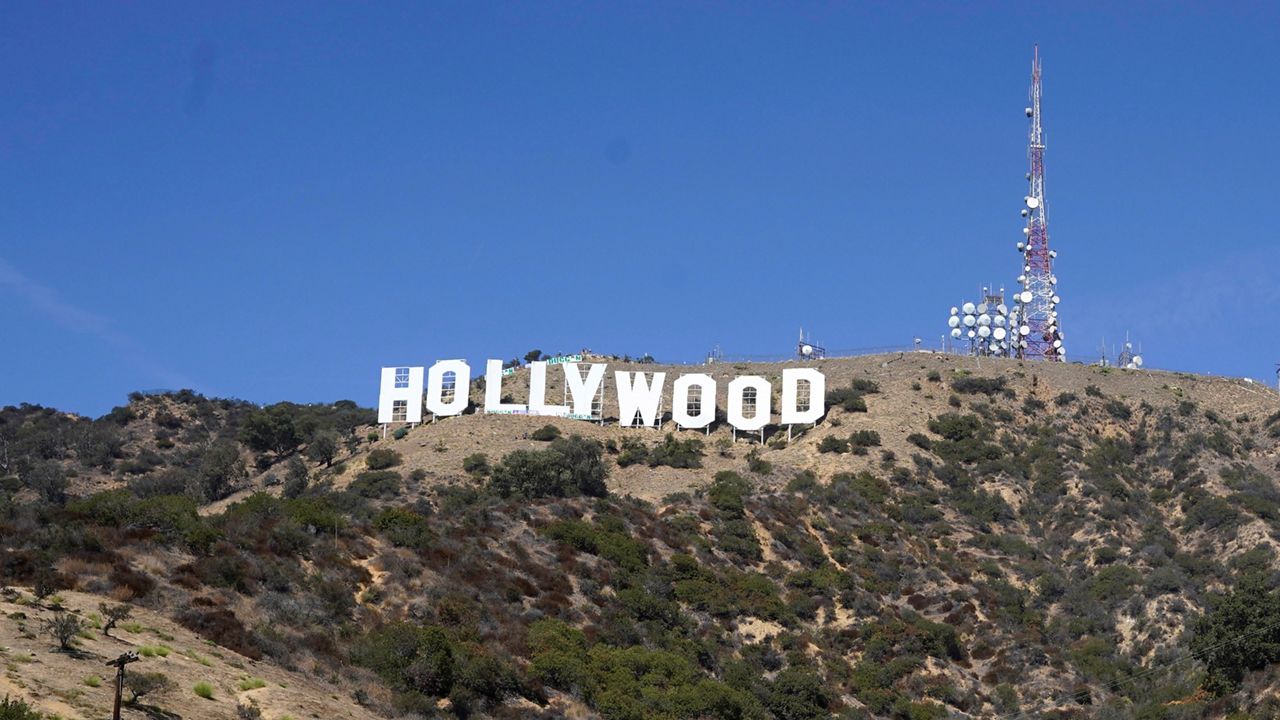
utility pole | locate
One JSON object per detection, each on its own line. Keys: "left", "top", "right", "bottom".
{"left": 106, "top": 651, "right": 139, "bottom": 720}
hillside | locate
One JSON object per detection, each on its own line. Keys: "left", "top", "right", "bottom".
{"left": 3, "top": 353, "right": 1280, "bottom": 719}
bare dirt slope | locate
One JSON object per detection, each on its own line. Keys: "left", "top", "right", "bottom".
{"left": 0, "top": 588, "right": 380, "bottom": 720}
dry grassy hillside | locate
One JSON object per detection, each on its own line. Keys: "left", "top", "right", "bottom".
{"left": 3, "top": 353, "right": 1280, "bottom": 719}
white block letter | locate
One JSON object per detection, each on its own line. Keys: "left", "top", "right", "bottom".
{"left": 672, "top": 374, "right": 716, "bottom": 429}
{"left": 484, "top": 359, "right": 527, "bottom": 414}
{"left": 564, "top": 363, "right": 606, "bottom": 417}
{"left": 781, "top": 368, "right": 825, "bottom": 425}
{"left": 727, "top": 376, "right": 771, "bottom": 432}
{"left": 616, "top": 371, "right": 665, "bottom": 427}
{"left": 426, "top": 359, "right": 471, "bottom": 417}
{"left": 529, "top": 361, "right": 570, "bottom": 417}
{"left": 378, "top": 366, "right": 424, "bottom": 424}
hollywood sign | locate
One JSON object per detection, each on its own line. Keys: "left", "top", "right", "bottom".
{"left": 378, "top": 360, "right": 827, "bottom": 431}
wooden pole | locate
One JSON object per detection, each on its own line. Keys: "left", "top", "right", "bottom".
{"left": 106, "top": 651, "right": 139, "bottom": 720}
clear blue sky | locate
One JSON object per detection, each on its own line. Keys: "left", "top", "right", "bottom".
{"left": 3, "top": 2, "right": 1278, "bottom": 416}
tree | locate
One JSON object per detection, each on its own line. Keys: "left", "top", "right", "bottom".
{"left": 1191, "top": 573, "right": 1280, "bottom": 695}
{"left": 31, "top": 569, "right": 58, "bottom": 606}
{"left": 25, "top": 462, "right": 67, "bottom": 505}
{"left": 238, "top": 407, "right": 302, "bottom": 456}
{"left": 488, "top": 436, "right": 607, "bottom": 499}
{"left": 306, "top": 430, "right": 339, "bottom": 467}
{"left": 42, "top": 612, "right": 85, "bottom": 651}
{"left": 283, "top": 456, "right": 309, "bottom": 499}
{"left": 193, "top": 441, "right": 246, "bottom": 501}
{"left": 125, "top": 671, "right": 174, "bottom": 704}
{"left": 99, "top": 602, "right": 132, "bottom": 636}
{"left": 523, "top": 349, "right": 545, "bottom": 365}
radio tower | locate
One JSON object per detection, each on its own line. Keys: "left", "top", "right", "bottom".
{"left": 1012, "top": 46, "right": 1065, "bottom": 361}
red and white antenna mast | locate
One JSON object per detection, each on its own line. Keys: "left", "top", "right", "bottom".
{"left": 1012, "top": 45, "right": 1065, "bottom": 361}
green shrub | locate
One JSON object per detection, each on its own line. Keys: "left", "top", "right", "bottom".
{"left": 615, "top": 437, "right": 649, "bottom": 467}
{"left": 350, "top": 470, "right": 402, "bottom": 499}
{"left": 392, "top": 427, "right": 409, "bottom": 440}
{"left": 0, "top": 695, "right": 42, "bottom": 720}
{"left": 531, "top": 424, "right": 561, "bottom": 441}
{"left": 366, "top": 448, "right": 402, "bottom": 470}
{"left": 648, "top": 434, "right": 704, "bottom": 469}
{"left": 353, "top": 623, "right": 454, "bottom": 697}
{"left": 488, "top": 435, "right": 607, "bottom": 498}
{"left": 1192, "top": 574, "right": 1280, "bottom": 695}
{"left": 950, "top": 375, "right": 1008, "bottom": 396}
{"left": 237, "top": 677, "right": 267, "bottom": 691}
{"left": 462, "top": 453, "right": 489, "bottom": 477}
{"left": 818, "top": 436, "right": 849, "bottom": 454}
{"left": 193, "top": 681, "right": 215, "bottom": 699}
{"left": 528, "top": 619, "right": 588, "bottom": 691}
{"left": 374, "top": 507, "right": 433, "bottom": 550}
{"left": 849, "top": 430, "right": 881, "bottom": 447}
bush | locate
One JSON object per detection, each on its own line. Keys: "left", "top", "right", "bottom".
{"left": 1192, "top": 574, "right": 1280, "bottom": 695}
{"left": 126, "top": 672, "right": 174, "bottom": 704}
{"left": 0, "top": 695, "right": 42, "bottom": 720}
{"left": 42, "top": 612, "right": 84, "bottom": 651}
{"left": 615, "top": 437, "right": 649, "bottom": 467}
{"left": 528, "top": 619, "right": 588, "bottom": 691}
{"left": 193, "top": 681, "right": 215, "bottom": 700}
{"left": 818, "top": 436, "right": 849, "bottom": 454}
{"left": 353, "top": 623, "right": 455, "bottom": 697}
{"left": 366, "top": 449, "right": 402, "bottom": 470}
{"left": 307, "top": 430, "right": 339, "bottom": 466}
{"left": 350, "top": 470, "right": 402, "bottom": 499}
{"left": 237, "top": 677, "right": 267, "bottom": 691}
{"left": 531, "top": 424, "right": 561, "bottom": 441}
{"left": 951, "top": 375, "right": 1008, "bottom": 396}
{"left": 648, "top": 434, "right": 704, "bottom": 468}
{"left": 462, "top": 453, "right": 490, "bottom": 477}
{"left": 849, "top": 430, "right": 881, "bottom": 448}
{"left": 906, "top": 433, "right": 932, "bottom": 450}
{"left": 489, "top": 436, "right": 607, "bottom": 498}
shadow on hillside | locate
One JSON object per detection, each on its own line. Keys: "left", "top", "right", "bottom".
{"left": 129, "top": 704, "right": 182, "bottom": 720}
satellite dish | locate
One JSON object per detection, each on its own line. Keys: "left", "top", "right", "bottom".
{"left": 967, "top": 330, "right": 976, "bottom": 339}
{"left": 978, "top": 314, "right": 992, "bottom": 327}
{"left": 950, "top": 328, "right": 962, "bottom": 338}
{"left": 1133, "top": 356, "right": 1143, "bottom": 367}
{"left": 993, "top": 327, "right": 1007, "bottom": 340}
{"left": 1019, "top": 325, "right": 1031, "bottom": 336}
{"left": 1020, "top": 291, "right": 1033, "bottom": 303}
{"left": 950, "top": 306, "right": 959, "bottom": 315}
{"left": 978, "top": 326, "right": 991, "bottom": 338}
{"left": 1021, "top": 209, "right": 1029, "bottom": 217}
{"left": 962, "top": 302, "right": 976, "bottom": 314}
{"left": 1023, "top": 227, "right": 1031, "bottom": 235}
{"left": 1025, "top": 172, "right": 1032, "bottom": 180}
{"left": 1024, "top": 264, "right": 1031, "bottom": 272}
{"left": 1017, "top": 242, "right": 1026, "bottom": 251}
{"left": 1025, "top": 107, "right": 1033, "bottom": 117}
{"left": 963, "top": 314, "right": 976, "bottom": 327}
{"left": 801, "top": 344, "right": 813, "bottom": 356}
{"left": 997, "top": 304, "right": 1008, "bottom": 315}
{"left": 1016, "top": 275, "right": 1026, "bottom": 283}
{"left": 1052, "top": 295, "right": 1061, "bottom": 304}
{"left": 1026, "top": 197, "right": 1040, "bottom": 209}
{"left": 1049, "top": 250, "right": 1057, "bottom": 258}
{"left": 977, "top": 303, "right": 989, "bottom": 314}
{"left": 1053, "top": 339, "right": 1062, "bottom": 348}
{"left": 994, "top": 316, "right": 1006, "bottom": 327}
{"left": 948, "top": 316, "right": 961, "bottom": 328}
